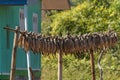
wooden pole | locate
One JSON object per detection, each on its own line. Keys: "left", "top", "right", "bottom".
{"left": 10, "top": 26, "right": 20, "bottom": 80}
{"left": 29, "top": 67, "right": 35, "bottom": 80}
{"left": 58, "top": 51, "right": 62, "bottom": 80}
{"left": 98, "top": 50, "right": 104, "bottom": 80}
{"left": 90, "top": 50, "right": 96, "bottom": 80}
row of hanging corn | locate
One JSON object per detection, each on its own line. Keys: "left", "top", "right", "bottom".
{"left": 18, "top": 30, "right": 118, "bottom": 55}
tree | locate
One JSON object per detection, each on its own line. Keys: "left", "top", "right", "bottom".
{"left": 47, "top": 0, "right": 120, "bottom": 36}
{"left": 41, "top": 0, "right": 120, "bottom": 79}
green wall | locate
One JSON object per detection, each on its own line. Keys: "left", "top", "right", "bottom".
{"left": 0, "top": 6, "right": 11, "bottom": 74}
{"left": 0, "top": 0, "right": 41, "bottom": 77}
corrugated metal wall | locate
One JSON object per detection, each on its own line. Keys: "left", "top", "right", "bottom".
{"left": 0, "top": 0, "right": 41, "bottom": 76}
{"left": 0, "top": 6, "right": 11, "bottom": 73}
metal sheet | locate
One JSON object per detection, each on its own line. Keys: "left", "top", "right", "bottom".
{"left": 0, "top": 1, "right": 41, "bottom": 75}
{"left": 42, "top": 0, "right": 70, "bottom": 10}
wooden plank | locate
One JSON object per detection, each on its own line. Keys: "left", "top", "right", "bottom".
{"left": 90, "top": 50, "right": 96, "bottom": 80}
{"left": 4, "top": 27, "right": 25, "bottom": 34}
{"left": 10, "top": 26, "right": 20, "bottom": 80}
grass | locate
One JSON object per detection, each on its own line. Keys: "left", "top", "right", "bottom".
{"left": 41, "top": 52, "right": 120, "bottom": 80}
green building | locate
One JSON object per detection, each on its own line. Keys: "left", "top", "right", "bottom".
{"left": 0, "top": 0, "right": 41, "bottom": 79}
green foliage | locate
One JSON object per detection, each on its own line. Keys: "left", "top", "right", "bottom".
{"left": 41, "top": 0, "right": 120, "bottom": 80}
{"left": 42, "top": 0, "right": 120, "bottom": 36}
{"left": 41, "top": 52, "right": 120, "bottom": 80}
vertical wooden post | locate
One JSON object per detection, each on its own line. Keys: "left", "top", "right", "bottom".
{"left": 58, "top": 51, "right": 62, "bottom": 80}
{"left": 90, "top": 50, "right": 96, "bottom": 80}
{"left": 29, "top": 67, "right": 35, "bottom": 80}
{"left": 10, "top": 26, "right": 19, "bottom": 80}
{"left": 98, "top": 50, "right": 104, "bottom": 80}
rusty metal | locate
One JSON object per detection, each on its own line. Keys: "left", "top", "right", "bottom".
{"left": 42, "top": 0, "right": 70, "bottom": 10}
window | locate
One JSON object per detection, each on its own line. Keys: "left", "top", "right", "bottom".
{"left": 33, "top": 13, "right": 38, "bottom": 33}
{"left": 19, "top": 8, "right": 25, "bottom": 31}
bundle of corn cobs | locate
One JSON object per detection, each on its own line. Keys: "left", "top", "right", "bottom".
{"left": 18, "top": 30, "right": 118, "bottom": 55}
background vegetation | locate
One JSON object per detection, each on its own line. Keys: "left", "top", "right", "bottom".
{"left": 41, "top": 0, "right": 120, "bottom": 80}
